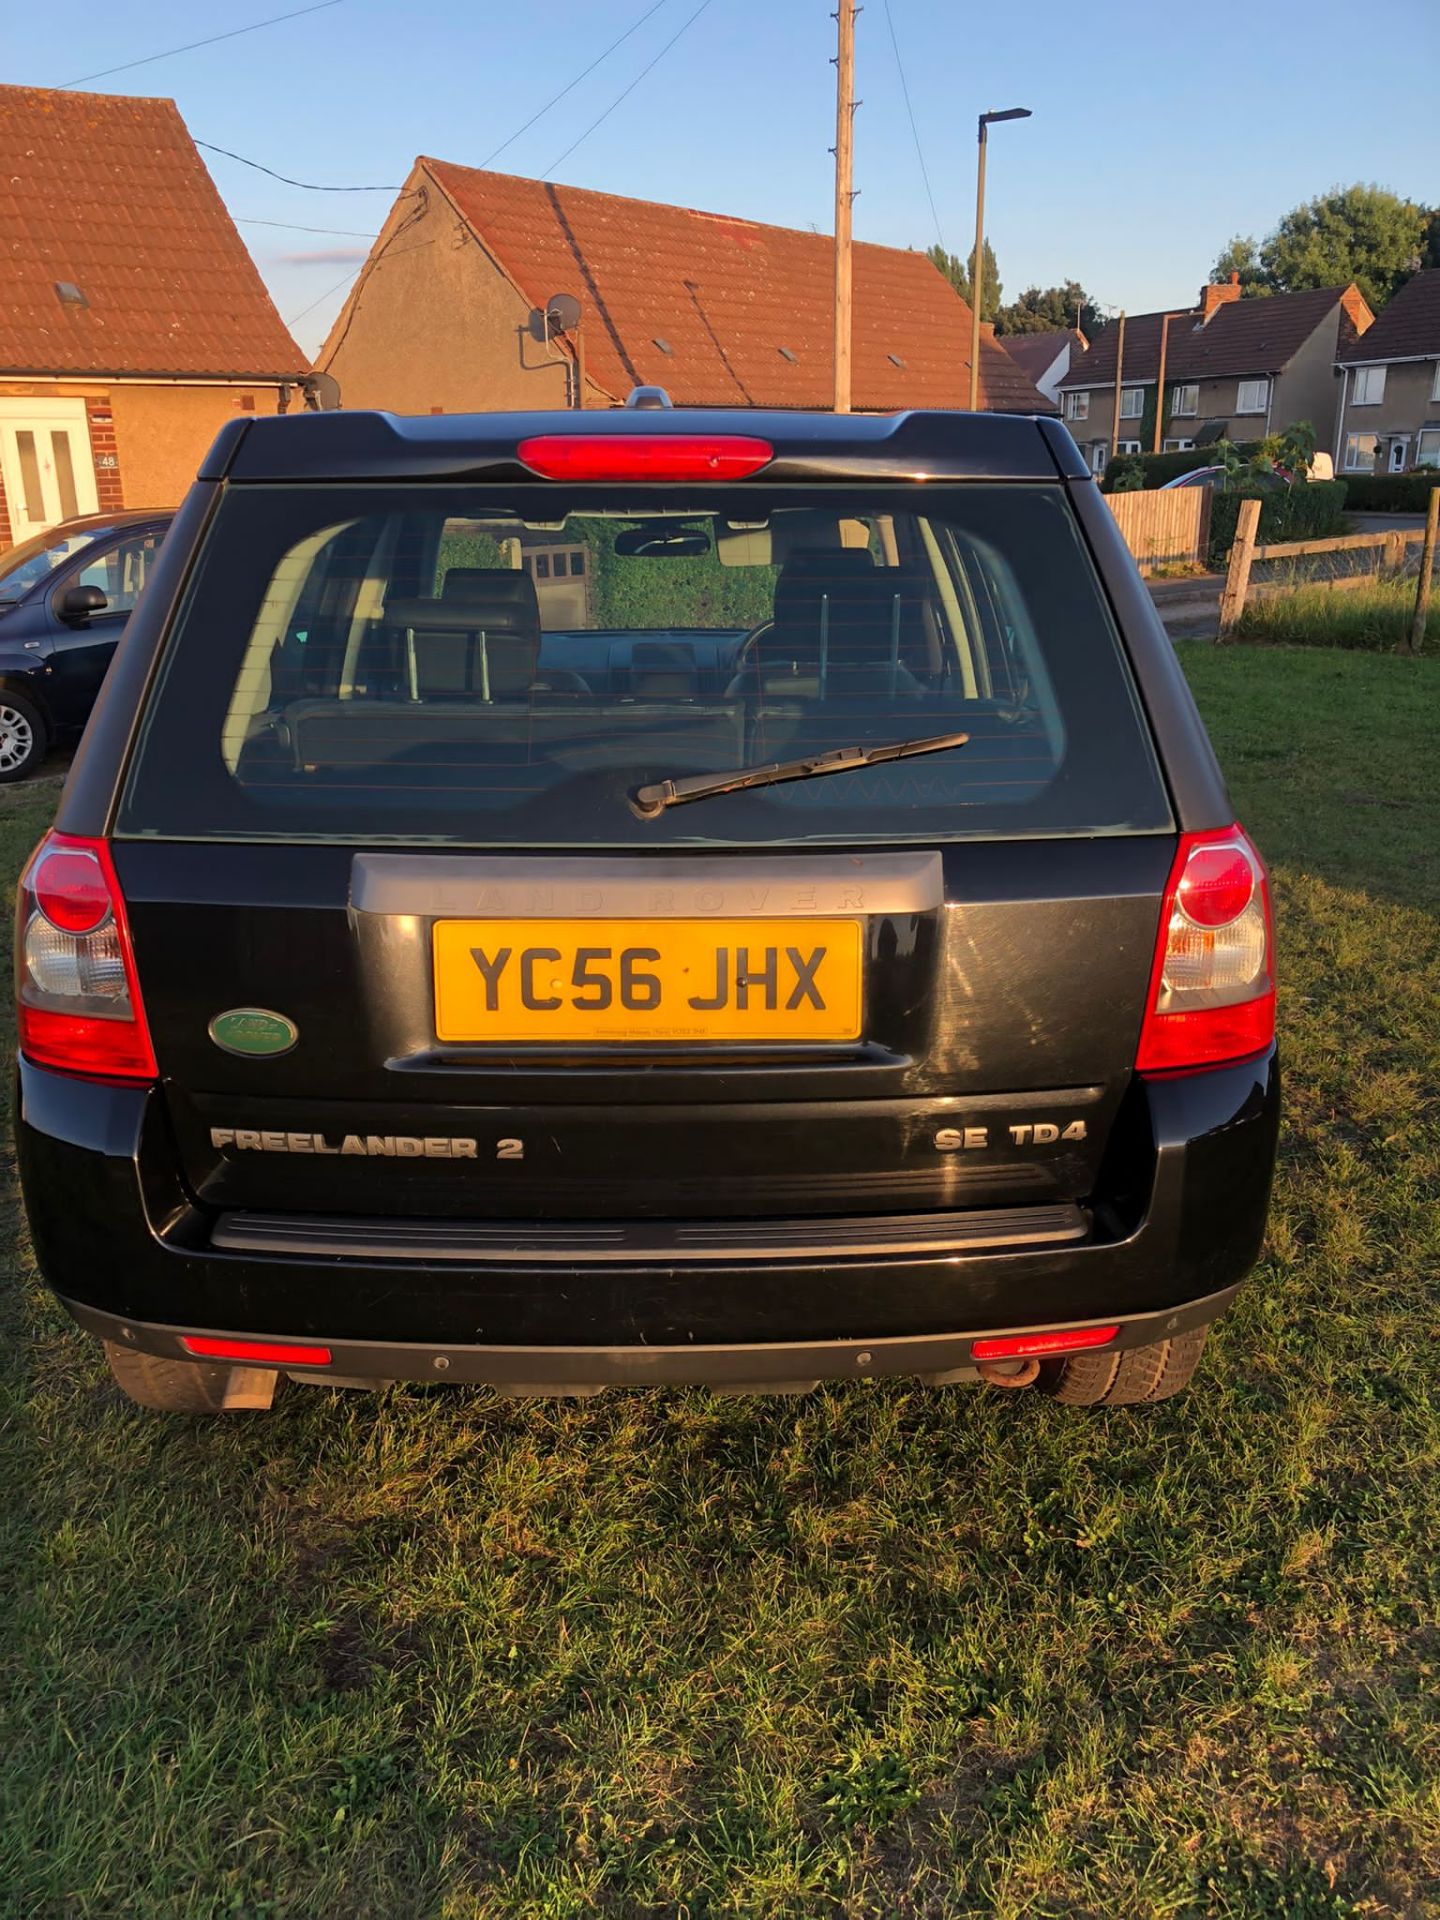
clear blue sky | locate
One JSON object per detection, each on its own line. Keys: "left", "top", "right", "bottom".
{"left": 15, "top": 0, "right": 1439, "bottom": 356}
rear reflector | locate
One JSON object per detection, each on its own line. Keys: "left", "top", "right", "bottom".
{"left": 16, "top": 831, "right": 157, "bottom": 1083}
{"left": 1136, "top": 824, "right": 1275, "bottom": 1076}
{"left": 972, "top": 1325, "right": 1119, "bottom": 1361}
{"left": 181, "top": 1335, "right": 332, "bottom": 1367}
{"left": 517, "top": 433, "right": 774, "bottom": 481}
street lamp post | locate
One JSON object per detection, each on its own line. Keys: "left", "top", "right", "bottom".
{"left": 968, "top": 107, "right": 1031, "bottom": 413}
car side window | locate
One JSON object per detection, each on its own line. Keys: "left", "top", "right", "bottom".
{"left": 74, "top": 532, "right": 160, "bottom": 616}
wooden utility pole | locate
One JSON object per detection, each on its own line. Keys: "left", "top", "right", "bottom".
{"left": 832, "top": 0, "right": 857, "bottom": 414}
{"left": 1109, "top": 311, "right": 1127, "bottom": 462}
{"left": 1152, "top": 312, "right": 1173, "bottom": 454}
{"left": 1404, "top": 484, "right": 1439, "bottom": 655}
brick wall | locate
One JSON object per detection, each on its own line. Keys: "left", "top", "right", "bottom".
{"left": 85, "top": 401, "right": 125, "bottom": 513}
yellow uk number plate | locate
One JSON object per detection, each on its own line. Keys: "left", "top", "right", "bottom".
{"left": 433, "top": 917, "right": 863, "bottom": 1044}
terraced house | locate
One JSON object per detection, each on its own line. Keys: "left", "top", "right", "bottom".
{"left": 1334, "top": 268, "right": 1440, "bottom": 473}
{"left": 1057, "top": 278, "right": 1373, "bottom": 474}
{"left": 0, "top": 85, "right": 305, "bottom": 548}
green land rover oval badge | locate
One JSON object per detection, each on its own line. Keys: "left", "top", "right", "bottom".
{"left": 209, "top": 1008, "right": 299, "bottom": 1058}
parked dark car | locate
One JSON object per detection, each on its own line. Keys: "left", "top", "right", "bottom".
{"left": 15, "top": 400, "right": 1278, "bottom": 1416}
{"left": 0, "top": 511, "right": 172, "bottom": 780}
{"left": 1160, "top": 465, "right": 1290, "bottom": 492}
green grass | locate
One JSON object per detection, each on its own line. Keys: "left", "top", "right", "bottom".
{"left": 4, "top": 656, "right": 1440, "bottom": 1918}
{"left": 1232, "top": 577, "right": 1427, "bottom": 653}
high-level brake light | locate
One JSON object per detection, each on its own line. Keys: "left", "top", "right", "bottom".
{"left": 17, "top": 832, "right": 157, "bottom": 1082}
{"left": 517, "top": 434, "right": 774, "bottom": 482}
{"left": 1136, "top": 825, "right": 1274, "bottom": 1075}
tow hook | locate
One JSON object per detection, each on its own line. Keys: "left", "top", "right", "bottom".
{"left": 976, "top": 1356, "right": 1041, "bottom": 1389}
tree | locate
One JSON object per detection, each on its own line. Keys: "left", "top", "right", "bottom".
{"left": 1213, "top": 186, "right": 1434, "bottom": 309}
{"left": 1210, "top": 235, "right": 1268, "bottom": 295}
{"left": 927, "top": 240, "right": 1001, "bottom": 323}
{"left": 994, "top": 280, "right": 1100, "bottom": 336}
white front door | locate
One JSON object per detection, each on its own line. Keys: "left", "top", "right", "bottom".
{"left": 1387, "top": 438, "right": 1409, "bottom": 473}
{"left": 0, "top": 398, "right": 100, "bottom": 542}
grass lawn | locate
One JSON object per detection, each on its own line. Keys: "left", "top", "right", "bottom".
{"left": 3, "top": 650, "right": 1439, "bottom": 1918}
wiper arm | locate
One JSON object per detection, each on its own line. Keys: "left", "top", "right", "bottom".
{"left": 632, "top": 729, "right": 970, "bottom": 817}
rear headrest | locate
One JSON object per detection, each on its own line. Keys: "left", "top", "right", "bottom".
{"left": 439, "top": 567, "right": 540, "bottom": 638}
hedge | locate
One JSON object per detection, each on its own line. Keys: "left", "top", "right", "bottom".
{"left": 1100, "top": 444, "right": 1261, "bottom": 492}
{"left": 1207, "top": 479, "right": 1350, "bottom": 565}
{"left": 1340, "top": 471, "right": 1440, "bottom": 514}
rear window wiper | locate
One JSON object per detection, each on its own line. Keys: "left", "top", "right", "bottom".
{"left": 631, "top": 729, "right": 970, "bottom": 817}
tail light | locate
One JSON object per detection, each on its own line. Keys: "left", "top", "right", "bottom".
{"left": 972, "top": 1325, "right": 1119, "bottom": 1361}
{"left": 517, "top": 433, "right": 774, "bottom": 481}
{"left": 16, "top": 832, "right": 157, "bottom": 1082}
{"left": 1136, "top": 824, "right": 1274, "bottom": 1075}
{"left": 181, "top": 1335, "right": 331, "bottom": 1367}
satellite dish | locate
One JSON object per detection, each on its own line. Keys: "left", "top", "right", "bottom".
{"left": 547, "top": 292, "right": 581, "bottom": 334}
{"left": 303, "top": 370, "right": 342, "bottom": 412}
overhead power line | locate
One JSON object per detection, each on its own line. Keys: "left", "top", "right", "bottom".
{"left": 479, "top": 0, "right": 673, "bottom": 169}
{"left": 239, "top": 216, "right": 379, "bottom": 236}
{"left": 543, "top": 0, "right": 718, "bottom": 179}
{"left": 59, "top": 0, "right": 343, "bottom": 88}
{"left": 197, "top": 141, "right": 409, "bottom": 192}
{"left": 883, "top": 0, "right": 944, "bottom": 253}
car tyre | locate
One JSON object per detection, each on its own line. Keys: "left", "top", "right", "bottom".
{"left": 1039, "top": 1325, "right": 1209, "bottom": 1406}
{"left": 103, "top": 1338, "right": 271, "bottom": 1413}
{"left": 0, "top": 692, "right": 48, "bottom": 783}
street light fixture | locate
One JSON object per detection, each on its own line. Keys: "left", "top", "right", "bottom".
{"left": 968, "top": 106, "right": 1032, "bottom": 413}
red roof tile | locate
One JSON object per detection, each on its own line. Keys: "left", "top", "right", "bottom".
{"left": 422, "top": 160, "right": 1050, "bottom": 413}
{"left": 0, "top": 85, "right": 304, "bottom": 378}
{"left": 1338, "top": 269, "right": 1440, "bottom": 364}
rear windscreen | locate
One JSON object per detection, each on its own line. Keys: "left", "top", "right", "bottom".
{"left": 118, "top": 483, "right": 1171, "bottom": 847}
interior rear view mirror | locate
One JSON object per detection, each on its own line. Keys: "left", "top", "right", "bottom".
{"left": 613, "top": 526, "right": 711, "bottom": 559}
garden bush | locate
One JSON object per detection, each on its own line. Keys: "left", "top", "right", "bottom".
{"left": 1341, "top": 471, "right": 1440, "bottom": 514}
{"left": 1208, "top": 479, "right": 1350, "bottom": 565}
{"left": 1099, "top": 443, "right": 1261, "bottom": 492}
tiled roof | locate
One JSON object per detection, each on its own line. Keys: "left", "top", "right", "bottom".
{"left": 422, "top": 160, "right": 1052, "bottom": 413}
{"left": 1338, "top": 269, "right": 1440, "bottom": 364}
{"left": 1171, "top": 285, "right": 1369, "bottom": 380}
{"left": 1060, "top": 286, "right": 1373, "bottom": 389}
{"left": 0, "top": 85, "right": 304, "bottom": 378}
{"left": 1058, "top": 311, "right": 1190, "bottom": 390}
{"left": 998, "top": 329, "right": 1082, "bottom": 383}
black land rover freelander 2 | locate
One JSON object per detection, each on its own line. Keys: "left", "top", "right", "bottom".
{"left": 16, "top": 402, "right": 1278, "bottom": 1415}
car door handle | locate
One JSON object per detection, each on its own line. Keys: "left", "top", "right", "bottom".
{"left": 22, "top": 641, "right": 41, "bottom": 651}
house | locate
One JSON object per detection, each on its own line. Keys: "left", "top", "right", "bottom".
{"left": 1057, "top": 278, "right": 1373, "bottom": 474}
{"left": 1334, "top": 268, "right": 1440, "bottom": 474}
{"left": 0, "top": 85, "right": 305, "bottom": 547}
{"left": 998, "top": 328, "right": 1085, "bottom": 407}
{"left": 317, "top": 160, "right": 1051, "bottom": 416}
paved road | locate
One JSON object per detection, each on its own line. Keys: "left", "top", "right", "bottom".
{"left": 1346, "top": 511, "right": 1427, "bottom": 534}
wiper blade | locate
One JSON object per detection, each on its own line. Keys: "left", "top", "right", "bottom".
{"left": 632, "top": 729, "right": 970, "bottom": 817}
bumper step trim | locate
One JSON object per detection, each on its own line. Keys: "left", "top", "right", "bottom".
{"left": 210, "top": 1201, "right": 1089, "bottom": 1265}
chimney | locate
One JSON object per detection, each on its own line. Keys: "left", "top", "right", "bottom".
{"left": 1199, "top": 271, "right": 1243, "bottom": 321}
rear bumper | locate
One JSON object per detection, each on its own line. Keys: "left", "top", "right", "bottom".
{"left": 17, "top": 1050, "right": 1278, "bottom": 1387}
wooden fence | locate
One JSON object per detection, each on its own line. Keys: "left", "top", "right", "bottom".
{"left": 1105, "top": 487, "right": 1209, "bottom": 572}
{"left": 1219, "top": 490, "right": 1439, "bottom": 653}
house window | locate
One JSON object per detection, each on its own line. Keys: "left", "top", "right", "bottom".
{"left": 1352, "top": 366, "right": 1386, "bottom": 406}
{"left": 1431, "top": 363, "right": 1440, "bottom": 403}
{"left": 1343, "top": 432, "right": 1379, "bottom": 472}
{"left": 1236, "top": 378, "right": 1270, "bottom": 415}
{"left": 569, "top": 549, "right": 585, "bottom": 575}
{"left": 534, "top": 553, "right": 550, "bottom": 578}
{"left": 1171, "top": 383, "right": 1198, "bottom": 416}
{"left": 1119, "top": 387, "right": 1144, "bottom": 419}
{"left": 552, "top": 552, "right": 567, "bottom": 577}
{"left": 1116, "top": 440, "right": 1143, "bottom": 455}
{"left": 1417, "top": 428, "right": 1440, "bottom": 469}
{"left": 1065, "top": 391, "right": 1089, "bottom": 422}
{"left": 1163, "top": 438, "right": 1195, "bottom": 451}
